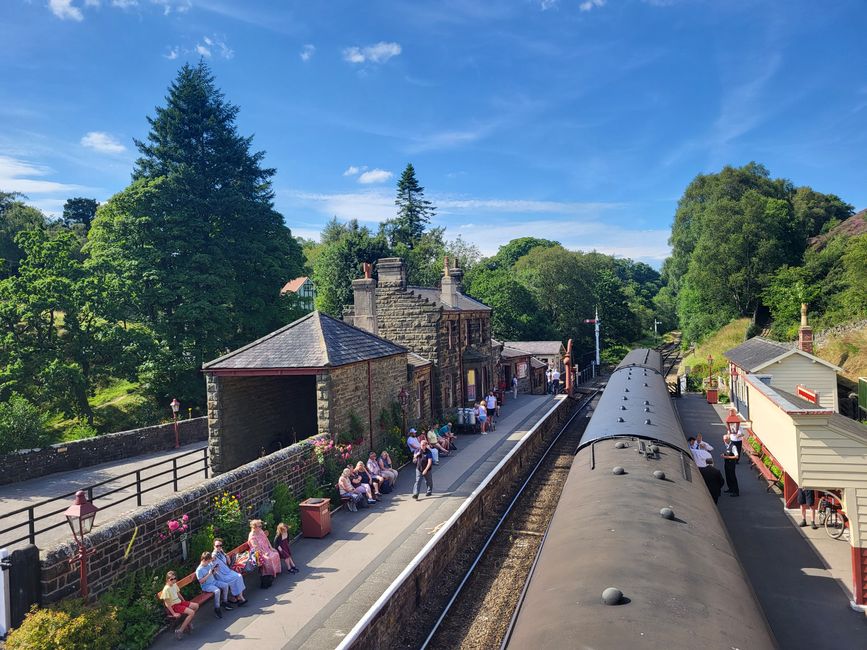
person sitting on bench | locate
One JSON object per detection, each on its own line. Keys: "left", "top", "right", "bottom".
{"left": 161, "top": 570, "right": 198, "bottom": 639}
{"left": 195, "top": 552, "right": 231, "bottom": 618}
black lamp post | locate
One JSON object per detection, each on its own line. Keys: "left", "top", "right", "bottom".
{"left": 170, "top": 398, "right": 181, "bottom": 448}
{"left": 398, "top": 387, "right": 408, "bottom": 435}
{"left": 64, "top": 490, "right": 99, "bottom": 599}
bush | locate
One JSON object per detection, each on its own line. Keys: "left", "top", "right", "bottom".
{"left": 63, "top": 422, "right": 99, "bottom": 442}
{"left": 7, "top": 600, "right": 122, "bottom": 650}
{"left": 0, "top": 393, "right": 50, "bottom": 454}
{"left": 99, "top": 569, "right": 163, "bottom": 650}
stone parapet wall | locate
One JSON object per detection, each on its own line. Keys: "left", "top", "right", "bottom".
{"left": 344, "top": 396, "right": 576, "bottom": 649}
{"left": 40, "top": 433, "right": 330, "bottom": 603}
{"left": 0, "top": 418, "right": 208, "bottom": 487}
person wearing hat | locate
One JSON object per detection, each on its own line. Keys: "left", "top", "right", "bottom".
{"left": 407, "top": 428, "right": 421, "bottom": 455}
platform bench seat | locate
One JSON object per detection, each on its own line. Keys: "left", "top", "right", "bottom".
{"left": 746, "top": 444, "right": 780, "bottom": 492}
{"left": 156, "top": 541, "right": 251, "bottom": 622}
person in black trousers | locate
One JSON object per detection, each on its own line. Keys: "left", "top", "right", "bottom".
{"left": 722, "top": 434, "right": 739, "bottom": 497}
{"left": 699, "top": 458, "right": 725, "bottom": 504}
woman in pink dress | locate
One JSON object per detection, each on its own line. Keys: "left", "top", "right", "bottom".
{"left": 248, "top": 519, "right": 281, "bottom": 579}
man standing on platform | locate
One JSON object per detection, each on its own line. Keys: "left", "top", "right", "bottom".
{"left": 722, "top": 434, "right": 739, "bottom": 497}
{"left": 699, "top": 458, "right": 725, "bottom": 504}
{"left": 552, "top": 368, "right": 561, "bottom": 394}
{"left": 728, "top": 408, "right": 745, "bottom": 462}
{"left": 412, "top": 438, "right": 433, "bottom": 499}
{"left": 512, "top": 375, "right": 518, "bottom": 400}
{"left": 797, "top": 488, "right": 818, "bottom": 529}
{"left": 545, "top": 368, "right": 552, "bottom": 394}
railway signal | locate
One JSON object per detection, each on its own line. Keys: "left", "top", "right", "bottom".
{"left": 583, "top": 307, "right": 601, "bottom": 373}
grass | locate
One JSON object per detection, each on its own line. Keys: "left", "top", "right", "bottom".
{"left": 46, "top": 378, "right": 154, "bottom": 440}
{"left": 816, "top": 328, "right": 867, "bottom": 384}
{"left": 679, "top": 318, "right": 751, "bottom": 376}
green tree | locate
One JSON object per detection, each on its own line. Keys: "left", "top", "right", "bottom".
{"left": 0, "top": 191, "right": 45, "bottom": 278}
{"left": 0, "top": 229, "right": 149, "bottom": 425}
{"left": 383, "top": 163, "right": 435, "bottom": 250}
{"left": 792, "top": 187, "right": 853, "bottom": 240}
{"left": 312, "top": 220, "right": 390, "bottom": 316}
{"left": 88, "top": 63, "right": 303, "bottom": 405}
{"left": 0, "top": 393, "right": 49, "bottom": 454}
{"left": 464, "top": 267, "right": 552, "bottom": 340}
{"left": 62, "top": 197, "right": 99, "bottom": 232}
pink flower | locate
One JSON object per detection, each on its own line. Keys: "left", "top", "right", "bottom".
{"left": 168, "top": 520, "right": 180, "bottom": 532}
{"left": 181, "top": 514, "right": 189, "bottom": 523}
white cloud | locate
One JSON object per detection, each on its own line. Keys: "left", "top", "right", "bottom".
{"left": 80, "top": 131, "right": 126, "bottom": 154}
{"left": 358, "top": 169, "right": 393, "bottom": 184}
{"left": 111, "top": 0, "right": 138, "bottom": 8}
{"left": 0, "top": 155, "right": 85, "bottom": 194}
{"left": 579, "top": 0, "right": 606, "bottom": 11}
{"left": 49, "top": 0, "right": 84, "bottom": 21}
{"left": 195, "top": 35, "right": 234, "bottom": 59}
{"left": 151, "top": 0, "right": 191, "bottom": 14}
{"left": 342, "top": 41, "right": 402, "bottom": 65}
{"left": 438, "top": 198, "right": 624, "bottom": 215}
{"left": 164, "top": 47, "right": 179, "bottom": 60}
{"left": 539, "top": 0, "right": 558, "bottom": 9}
{"left": 343, "top": 165, "right": 363, "bottom": 176}
{"left": 300, "top": 44, "right": 315, "bottom": 62}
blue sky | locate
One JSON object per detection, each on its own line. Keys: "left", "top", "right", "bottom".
{"left": 2, "top": 1, "right": 866, "bottom": 267}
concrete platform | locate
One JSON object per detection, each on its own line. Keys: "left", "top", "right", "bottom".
{"left": 150, "top": 393, "right": 558, "bottom": 650}
{"left": 0, "top": 440, "right": 209, "bottom": 550}
{"left": 676, "top": 393, "right": 867, "bottom": 648}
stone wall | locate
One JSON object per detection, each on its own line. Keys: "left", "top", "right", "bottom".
{"left": 208, "top": 374, "right": 317, "bottom": 475}
{"left": 0, "top": 418, "right": 208, "bottom": 486}
{"left": 437, "top": 312, "right": 463, "bottom": 414}
{"left": 345, "top": 396, "right": 576, "bottom": 649}
{"left": 328, "top": 355, "right": 407, "bottom": 453}
{"left": 40, "top": 433, "right": 330, "bottom": 604}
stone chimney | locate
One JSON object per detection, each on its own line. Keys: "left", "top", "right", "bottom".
{"left": 440, "top": 256, "right": 458, "bottom": 308}
{"left": 798, "top": 303, "right": 813, "bottom": 354}
{"left": 351, "top": 262, "right": 377, "bottom": 334}
{"left": 376, "top": 257, "right": 406, "bottom": 289}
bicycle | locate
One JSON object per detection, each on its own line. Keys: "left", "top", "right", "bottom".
{"left": 820, "top": 498, "right": 849, "bottom": 540}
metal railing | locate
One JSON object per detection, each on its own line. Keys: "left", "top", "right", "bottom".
{"left": 0, "top": 446, "right": 209, "bottom": 548}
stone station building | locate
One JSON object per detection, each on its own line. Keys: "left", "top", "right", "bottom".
{"left": 203, "top": 311, "right": 408, "bottom": 474}
{"left": 345, "top": 257, "right": 495, "bottom": 415}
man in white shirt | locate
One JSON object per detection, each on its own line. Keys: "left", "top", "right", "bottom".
{"left": 727, "top": 410, "right": 745, "bottom": 462}
{"left": 688, "top": 436, "right": 713, "bottom": 468}
{"left": 552, "top": 369, "right": 561, "bottom": 394}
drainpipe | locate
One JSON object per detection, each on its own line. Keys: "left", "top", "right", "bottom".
{"left": 367, "top": 360, "right": 374, "bottom": 450}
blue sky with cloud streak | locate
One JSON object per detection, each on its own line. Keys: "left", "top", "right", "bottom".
{"left": 1, "top": 0, "right": 866, "bottom": 267}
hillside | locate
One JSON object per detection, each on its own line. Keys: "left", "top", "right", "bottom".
{"left": 816, "top": 323, "right": 867, "bottom": 386}
{"left": 680, "top": 318, "right": 867, "bottom": 387}
{"left": 807, "top": 208, "right": 867, "bottom": 251}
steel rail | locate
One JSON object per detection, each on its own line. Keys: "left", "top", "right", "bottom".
{"left": 420, "top": 390, "right": 598, "bottom": 650}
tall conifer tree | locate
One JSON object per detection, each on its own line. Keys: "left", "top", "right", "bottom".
{"left": 385, "top": 163, "right": 435, "bottom": 249}
{"left": 89, "top": 62, "right": 303, "bottom": 403}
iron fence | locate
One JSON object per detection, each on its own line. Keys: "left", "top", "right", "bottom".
{"left": 0, "top": 446, "right": 209, "bottom": 548}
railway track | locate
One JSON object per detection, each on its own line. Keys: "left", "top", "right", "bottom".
{"left": 411, "top": 391, "right": 598, "bottom": 650}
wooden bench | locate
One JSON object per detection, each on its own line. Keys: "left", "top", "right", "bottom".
{"left": 745, "top": 437, "right": 780, "bottom": 491}
{"left": 156, "top": 541, "right": 251, "bottom": 622}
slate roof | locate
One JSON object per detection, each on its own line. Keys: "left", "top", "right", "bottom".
{"left": 771, "top": 388, "right": 867, "bottom": 443}
{"left": 500, "top": 344, "right": 531, "bottom": 359}
{"left": 203, "top": 311, "right": 406, "bottom": 371}
{"left": 530, "top": 357, "right": 547, "bottom": 369}
{"left": 724, "top": 337, "right": 792, "bottom": 372}
{"left": 407, "top": 352, "right": 433, "bottom": 368}
{"left": 408, "top": 286, "right": 491, "bottom": 312}
{"left": 504, "top": 341, "right": 564, "bottom": 356}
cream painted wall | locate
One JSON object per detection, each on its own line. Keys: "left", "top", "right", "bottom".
{"left": 760, "top": 354, "right": 838, "bottom": 411}
{"left": 748, "top": 383, "right": 800, "bottom": 479}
